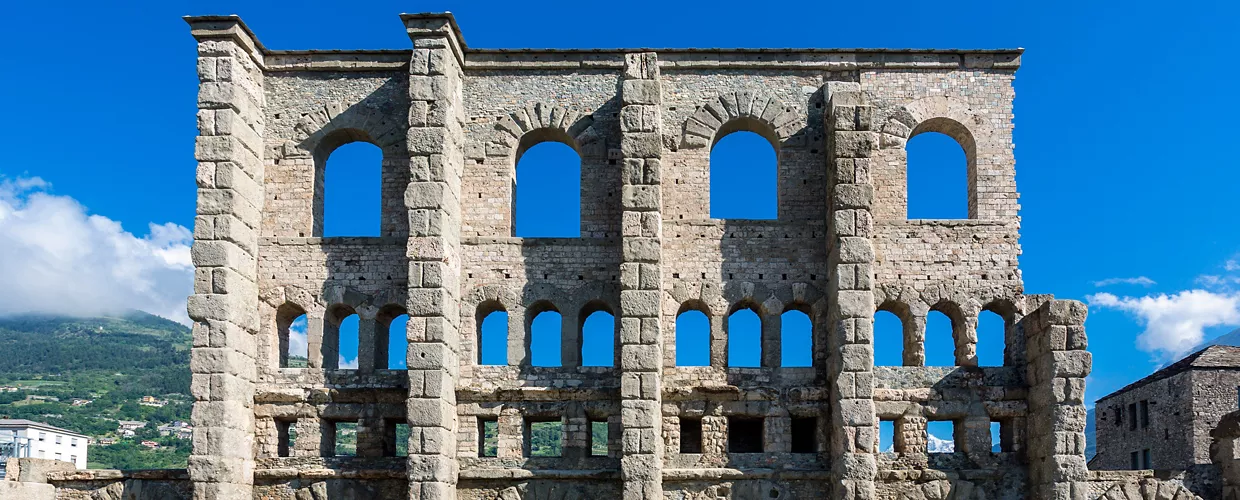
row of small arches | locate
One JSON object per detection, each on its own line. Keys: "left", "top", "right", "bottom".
{"left": 315, "top": 128, "right": 968, "bottom": 237}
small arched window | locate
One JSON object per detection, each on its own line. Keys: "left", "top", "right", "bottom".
{"left": 325, "top": 305, "right": 360, "bottom": 370}
{"left": 477, "top": 302, "right": 508, "bottom": 366}
{"left": 727, "top": 305, "right": 762, "bottom": 368}
{"left": 322, "top": 141, "right": 383, "bottom": 236}
{"left": 377, "top": 307, "right": 408, "bottom": 370}
{"left": 515, "top": 141, "right": 580, "bottom": 237}
{"left": 924, "top": 310, "right": 955, "bottom": 367}
{"left": 780, "top": 308, "right": 812, "bottom": 367}
{"left": 873, "top": 310, "right": 905, "bottom": 367}
{"left": 580, "top": 303, "right": 615, "bottom": 367}
{"left": 977, "top": 310, "right": 1007, "bottom": 367}
{"left": 710, "top": 131, "right": 777, "bottom": 220}
{"left": 276, "top": 304, "right": 308, "bottom": 369}
{"left": 528, "top": 303, "right": 562, "bottom": 367}
{"left": 676, "top": 303, "right": 711, "bottom": 367}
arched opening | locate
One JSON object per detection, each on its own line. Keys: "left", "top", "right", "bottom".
{"left": 780, "top": 308, "right": 812, "bottom": 367}
{"left": 515, "top": 141, "right": 580, "bottom": 237}
{"left": 710, "top": 130, "right": 777, "bottom": 220}
{"left": 676, "top": 303, "right": 711, "bottom": 367}
{"left": 924, "top": 310, "right": 955, "bottom": 367}
{"left": 377, "top": 307, "right": 408, "bottom": 370}
{"left": 580, "top": 302, "right": 615, "bottom": 367}
{"left": 276, "top": 303, "right": 308, "bottom": 369}
{"left": 325, "top": 305, "right": 360, "bottom": 370}
{"left": 977, "top": 310, "right": 1006, "bottom": 367}
{"left": 322, "top": 141, "right": 383, "bottom": 236}
{"left": 727, "top": 304, "right": 762, "bottom": 368}
{"left": 477, "top": 302, "right": 508, "bottom": 366}
{"left": 905, "top": 119, "right": 975, "bottom": 220}
{"left": 873, "top": 310, "right": 905, "bottom": 367}
{"left": 528, "top": 303, "right": 562, "bottom": 367}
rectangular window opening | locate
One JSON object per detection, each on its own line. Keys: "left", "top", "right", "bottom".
{"left": 276, "top": 419, "right": 295, "bottom": 457}
{"left": 1128, "top": 403, "right": 1138, "bottom": 431}
{"left": 478, "top": 418, "right": 498, "bottom": 457}
{"left": 590, "top": 420, "right": 608, "bottom": 457}
{"left": 333, "top": 421, "right": 358, "bottom": 457}
{"left": 727, "top": 416, "right": 764, "bottom": 453}
{"left": 679, "top": 417, "right": 703, "bottom": 453}
{"left": 879, "top": 420, "right": 896, "bottom": 453}
{"left": 1131, "top": 450, "right": 1140, "bottom": 469}
{"left": 1143, "top": 448, "right": 1152, "bottom": 469}
{"left": 525, "top": 418, "right": 563, "bottom": 457}
{"left": 991, "top": 421, "right": 1004, "bottom": 453}
{"left": 1139, "top": 400, "right": 1150, "bottom": 429}
{"left": 927, "top": 420, "right": 956, "bottom": 453}
{"left": 393, "top": 422, "right": 410, "bottom": 457}
{"left": 790, "top": 417, "right": 817, "bottom": 454}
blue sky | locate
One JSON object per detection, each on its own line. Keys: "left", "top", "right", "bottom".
{"left": 2, "top": 0, "right": 1238, "bottom": 444}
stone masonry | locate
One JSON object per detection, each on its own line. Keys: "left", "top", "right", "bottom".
{"left": 173, "top": 11, "right": 1113, "bottom": 500}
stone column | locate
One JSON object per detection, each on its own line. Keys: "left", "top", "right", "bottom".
{"left": 357, "top": 316, "right": 379, "bottom": 372}
{"left": 1021, "top": 299, "right": 1090, "bottom": 499}
{"left": 401, "top": 13, "right": 466, "bottom": 500}
{"left": 824, "top": 82, "right": 878, "bottom": 500}
{"left": 618, "top": 51, "right": 665, "bottom": 499}
{"left": 186, "top": 15, "right": 265, "bottom": 500}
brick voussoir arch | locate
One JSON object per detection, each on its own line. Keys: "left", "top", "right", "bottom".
{"left": 680, "top": 90, "right": 801, "bottom": 149}
{"left": 286, "top": 100, "right": 408, "bottom": 159}
{"left": 489, "top": 101, "right": 599, "bottom": 160}
{"left": 878, "top": 95, "right": 980, "bottom": 154}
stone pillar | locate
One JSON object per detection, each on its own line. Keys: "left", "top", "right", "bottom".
{"left": 904, "top": 312, "right": 926, "bottom": 366}
{"left": 498, "top": 408, "right": 524, "bottom": 459}
{"left": 293, "top": 417, "right": 322, "bottom": 457}
{"left": 618, "top": 51, "right": 665, "bottom": 499}
{"left": 824, "top": 82, "right": 878, "bottom": 500}
{"left": 563, "top": 404, "right": 591, "bottom": 459}
{"left": 895, "top": 415, "right": 927, "bottom": 454}
{"left": 401, "top": 13, "right": 466, "bottom": 500}
{"left": 1021, "top": 299, "right": 1090, "bottom": 499}
{"left": 186, "top": 15, "right": 265, "bottom": 500}
{"left": 562, "top": 314, "right": 582, "bottom": 369}
{"left": 306, "top": 313, "right": 325, "bottom": 368}
{"left": 357, "top": 316, "right": 379, "bottom": 372}
{"left": 762, "top": 312, "right": 782, "bottom": 368}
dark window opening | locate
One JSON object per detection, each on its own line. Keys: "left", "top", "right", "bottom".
{"left": 1142, "top": 448, "right": 1152, "bottom": 469}
{"left": 1139, "top": 400, "right": 1150, "bottom": 428}
{"left": 728, "top": 417, "right": 764, "bottom": 453}
{"left": 590, "top": 420, "right": 608, "bottom": 456}
{"left": 1128, "top": 403, "right": 1138, "bottom": 431}
{"left": 680, "top": 418, "right": 703, "bottom": 453}
{"left": 526, "top": 419, "right": 563, "bottom": 457}
{"left": 1131, "top": 451, "right": 1140, "bottom": 469}
{"left": 276, "top": 419, "right": 294, "bottom": 457}
{"left": 1114, "top": 406, "right": 1123, "bottom": 427}
{"left": 478, "top": 418, "right": 498, "bottom": 457}
{"left": 790, "top": 417, "right": 817, "bottom": 453}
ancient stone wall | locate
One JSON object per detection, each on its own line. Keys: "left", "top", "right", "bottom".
{"left": 177, "top": 12, "right": 1106, "bottom": 500}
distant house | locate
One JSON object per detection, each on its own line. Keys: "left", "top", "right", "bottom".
{"left": 0, "top": 387, "right": 18, "bottom": 393}
{"left": 1093, "top": 345, "right": 1240, "bottom": 471}
{"left": 138, "top": 396, "right": 167, "bottom": 408}
{"left": 97, "top": 438, "right": 117, "bottom": 445}
{"left": 139, "top": 440, "right": 159, "bottom": 449}
{"left": 157, "top": 421, "right": 193, "bottom": 440}
{"left": 0, "top": 419, "right": 89, "bottom": 470}
{"left": 70, "top": 399, "right": 92, "bottom": 407}
{"left": 117, "top": 420, "right": 147, "bottom": 438}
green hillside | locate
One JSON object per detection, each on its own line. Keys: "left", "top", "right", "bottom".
{"left": 0, "top": 311, "right": 193, "bottom": 469}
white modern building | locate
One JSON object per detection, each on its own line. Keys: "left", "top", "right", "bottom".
{"left": 0, "top": 419, "right": 88, "bottom": 469}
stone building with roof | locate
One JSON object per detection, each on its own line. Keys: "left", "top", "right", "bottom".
{"left": 1093, "top": 345, "right": 1240, "bottom": 472}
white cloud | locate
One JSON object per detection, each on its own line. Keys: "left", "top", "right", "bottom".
{"left": 1093, "top": 276, "right": 1156, "bottom": 287}
{"left": 288, "top": 317, "right": 309, "bottom": 357}
{"left": 1226, "top": 259, "right": 1240, "bottom": 272}
{"left": 1088, "top": 290, "right": 1240, "bottom": 360}
{"left": 339, "top": 355, "right": 359, "bottom": 370}
{"left": 0, "top": 177, "right": 193, "bottom": 324}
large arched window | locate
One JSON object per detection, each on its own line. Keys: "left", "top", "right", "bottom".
{"left": 477, "top": 302, "right": 508, "bottom": 366}
{"left": 780, "top": 308, "right": 812, "bottom": 367}
{"left": 710, "top": 131, "right": 777, "bottom": 219}
{"left": 676, "top": 303, "right": 711, "bottom": 367}
{"left": 322, "top": 141, "right": 383, "bottom": 236}
{"left": 377, "top": 307, "right": 408, "bottom": 370}
{"left": 873, "top": 310, "right": 905, "bottom": 367}
{"left": 580, "top": 302, "right": 615, "bottom": 367}
{"left": 276, "top": 303, "right": 308, "bottom": 369}
{"left": 528, "top": 303, "right": 562, "bottom": 367}
{"left": 905, "top": 119, "right": 975, "bottom": 220}
{"left": 727, "top": 305, "right": 762, "bottom": 368}
{"left": 515, "top": 141, "right": 580, "bottom": 237}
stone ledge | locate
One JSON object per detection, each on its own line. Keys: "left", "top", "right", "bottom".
{"left": 259, "top": 236, "right": 407, "bottom": 246}
{"left": 45, "top": 468, "right": 189, "bottom": 482}
{"left": 662, "top": 468, "right": 832, "bottom": 481}
{"left": 458, "top": 468, "right": 620, "bottom": 480}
